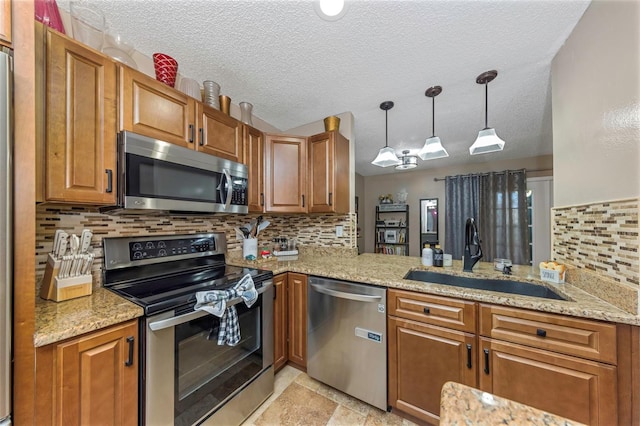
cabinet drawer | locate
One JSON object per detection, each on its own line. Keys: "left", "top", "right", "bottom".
{"left": 479, "top": 304, "right": 617, "bottom": 364}
{"left": 388, "top": 289, "right": 476, "bottom": 333}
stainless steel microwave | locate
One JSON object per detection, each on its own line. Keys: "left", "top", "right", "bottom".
{"left": 100, "top": 131, "right": 248, "bottom": 215}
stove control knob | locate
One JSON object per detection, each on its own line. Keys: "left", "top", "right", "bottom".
{"left": 133, "top": 251, "right": 143, "bottom": 259}
{"left": 145, "top": 242, "right": 155, "bottom": 249}
{"left": 158, "top": 241, "right": 166, "bottom": 248}
{"left": 158, "top": 249, "right": 167, "bottom": 257}
{"left": 133, "top": 243, "right": 143, "bottom": 251}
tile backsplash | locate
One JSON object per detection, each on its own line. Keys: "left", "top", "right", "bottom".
{"left": 36, "top": 204, "right": 356, "bottom": 290}
{"left": 552, "top": 198, "right": 639, "bottom": 314}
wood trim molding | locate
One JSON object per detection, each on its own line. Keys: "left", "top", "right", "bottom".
{"left": 13, "top": 1, "right": 37, "bottom": 423}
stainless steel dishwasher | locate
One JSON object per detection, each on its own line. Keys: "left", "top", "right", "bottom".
{"left": 307, "top": 276, "right": 387, "bottom": 411}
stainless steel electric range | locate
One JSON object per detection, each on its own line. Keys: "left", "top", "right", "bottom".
{"left": 103, "top": 232, "right": 274, "bottom": 426}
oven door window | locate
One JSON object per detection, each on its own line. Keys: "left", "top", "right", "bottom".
{"left": 125, "top": 153, "right": 223, "bottom": 203}
{"left": 174, "top": 301, "right": 262, "bottom": 425}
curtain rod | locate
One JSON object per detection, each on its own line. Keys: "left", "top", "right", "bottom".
{"left": 433, "top": 168, "right": 552, "bottom": 182}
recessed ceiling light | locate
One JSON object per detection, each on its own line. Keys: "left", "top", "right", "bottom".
{"left": 315, "top": 0, "right": 348, "bottom": 21}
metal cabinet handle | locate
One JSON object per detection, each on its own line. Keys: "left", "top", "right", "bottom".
{"left": 125, "top": 336, "right": 134, "bottom": 367}
{"left": 483, "top": 348, "right": 490, "bottom": 374}
{"left": 260, "top": 193, "right": 264, "bottom": 206}
{"left": 199, "top": 127, "right": 204, "bottom": 146}
{"left": 301, "top": 194, "right": 305, "bottom": 208}
{"left": 105, "top": 169, "right": 113, "bottom": 193}
{"left": 189, "top": 124, "right": 195, "bottom": 143}
{"left": 423, "top": 307, "right": 430, "bottom": 314}
{"left": 536, "top": 328, "right": 547, "bottom": 337}
{"left": 328, "top": 192, "right": 333, "bottom": 206}
{"left": 466, "top": 344, "right": 472, "bottom": 369}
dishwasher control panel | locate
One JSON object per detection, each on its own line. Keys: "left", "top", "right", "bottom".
{"left": 355, "top": 327, "right": 383, "bottom": 343}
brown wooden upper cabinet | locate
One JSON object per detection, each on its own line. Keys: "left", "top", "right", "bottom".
{"left": 119, "top": 66, "right": 196, "bottom": 148}
{"left": 308, "top": 131, "right": 350, "bottom": 213}
{"left": 244, "top": 124, "right": 265, "bottom": 212}
{"left": 38, "top": 25, "right": 117, "bottom": 204}
{"left": 264, "top": 134, "right": 307, "bottom": 213}
{"left": 119, "top": 67, "right": 243, "bottom": 163}
{"left": 0, "top": 0, "right": 11, "bottom": 47}
{"left": 196, "top": 103, "right": 243, "bottom": 162}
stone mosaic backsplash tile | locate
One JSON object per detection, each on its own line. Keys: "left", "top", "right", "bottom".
{"left": 551, "top": 198, "right": 639, "bottom": 288}
{"left": 35, "top": 204, "right": 356, "bottom": 289}
{"left": 552, "top": 198, "right": 639, "bottom": 315}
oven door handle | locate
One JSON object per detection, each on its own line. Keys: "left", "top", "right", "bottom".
{"left": 148, "top": 280, "right": 273, "bottom": 331}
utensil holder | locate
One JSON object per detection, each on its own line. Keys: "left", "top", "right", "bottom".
{"left": 242, "top": 238, "right": 258, "bottom": 259}
{"left": 40, "top": 253, "right": 93, "bottom": 302}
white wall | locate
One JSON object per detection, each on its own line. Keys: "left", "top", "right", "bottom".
{"left": 551, "top": 0, "right": 640, "bottom": 207}
{"left": 363, "top": 155, "right": 553, "bottom": 257}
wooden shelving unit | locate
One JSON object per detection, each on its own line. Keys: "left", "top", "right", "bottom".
{"left": 374, "top": 204, "right": 409, "bottom": 256}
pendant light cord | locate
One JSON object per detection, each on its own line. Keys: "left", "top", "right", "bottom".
{"left": 484, "top": 83, "right": 489, "bottom": 130}
{"left": 431, "top": 96, "right": 435, "bottom": 137}
{"left": 385, "top": 109, "right": 389, "bottom": 148}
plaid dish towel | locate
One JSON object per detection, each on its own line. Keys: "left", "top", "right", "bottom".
{"left": 194, "top": 274, "right": 258, "bottom": 346}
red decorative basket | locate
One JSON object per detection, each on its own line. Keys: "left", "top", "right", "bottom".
{"left": 152, "top": 53, "right": 178, "bottom": 87}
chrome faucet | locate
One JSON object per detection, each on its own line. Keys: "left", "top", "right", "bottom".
{"left": 463, "top": 218, "right": 483, "bottom": 272}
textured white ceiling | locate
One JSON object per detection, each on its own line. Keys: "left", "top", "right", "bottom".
{"left": 62, "top": 0, "right": 590, "bottom": 176}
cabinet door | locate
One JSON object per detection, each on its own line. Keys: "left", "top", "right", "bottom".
{"left": 244, "top": 124, "right": 264, "bottom": 212}
{"left": 197, "top": 103, "right": 243, "bottom": 162}
{"left": 388, "top": 316, "right": 476, "bottom": 424}
{"left": 273, "top": 273, "right": 288, "bottom": 372}
{"left": 479, "top": 337, "right": 617, "bottom": 425}
{"left": 36, "top": 320, "right": 138, "bottom": 426}
{"left": 45, "top": 30, "right": 117, "bottom": 204}
{"left": 0, "top": 0, "right": 10, "bottom": 46}
{"left": 119, "top": 66, "right": 195, "bottom": 148}
{"left": 308, "top": 131, "right": 349, "bottom": 213}
{"left": 264, "top": 134, "right": 307, "bottom": 213}
{"left": 287, "top": 272, "right": 307, "bottom": 368}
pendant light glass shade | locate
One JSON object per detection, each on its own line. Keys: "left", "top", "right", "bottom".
{"left": 470, "top": 70, "right": 505, "bottom": 155}
{"left": 418, "top": 86, "right": 448, "bottom": 161}
{"left": 418, "top": 136, "right": 449, "bottom": 160}
{"left": 371, "top": 101, "right": 402, "bottom": 167}
{"left": 469, "top": 128, "right": 505, "bottom": 155}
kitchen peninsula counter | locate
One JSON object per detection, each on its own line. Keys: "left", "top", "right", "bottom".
{"left": 228, "top": 252, "right": 640, "bottom": 326}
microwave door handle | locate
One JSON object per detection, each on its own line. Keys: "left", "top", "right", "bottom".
{"left": 222, "top": 169, "right": 233, "bottom": 210}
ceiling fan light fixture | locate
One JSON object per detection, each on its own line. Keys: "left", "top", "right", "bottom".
{"left": 469, "top": 128, "right": 505, "bottom": 155}
{"left": 471, "top": 70, "right": 505, "bottom": 155}
{"left": 395, "top": 150, "right": 418, "bottom": 170}
{"left": 419, "top": 85, "right": 449, "bottom": 161}
{"left": 418, "top": 136, "right": 449, "bottom": 160}
{"left": 372, "top": 101, "right": 402, "bottom": 167}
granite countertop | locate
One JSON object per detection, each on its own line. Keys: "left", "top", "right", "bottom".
{"left": 35, "top": 287, "right": 143, "bottom": 347}
{"left": 439, "top": 381, "right": 585, "bottom": 425}
{"left": 228, "top": 252, "right": 640, "bottom": 326}
{"left": 35, "top": 251, "right": 640, "bottom": 347}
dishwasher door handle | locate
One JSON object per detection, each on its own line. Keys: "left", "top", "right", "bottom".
{"left": 310, "top": 283, "right": 383, "bottom": 302}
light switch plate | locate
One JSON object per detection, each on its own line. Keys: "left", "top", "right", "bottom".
{"left": 335, "top": 225, "right": 343, "bottom": 237}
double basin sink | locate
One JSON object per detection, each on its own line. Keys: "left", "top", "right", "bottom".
{"left": 404, "top": 270, "right": 567, "bottom": 301}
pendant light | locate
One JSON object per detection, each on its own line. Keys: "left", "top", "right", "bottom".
{"left": 371, "top": 101, "right": 402, "bottom": 167}
{"left": 396, "top": 150, "right": 418, "bottom": 170}
{"left": 418, "top": 85, "right": 449, "bottom": 160}
{"left": 469, "top": 70, "right": 505, "bottom": 155}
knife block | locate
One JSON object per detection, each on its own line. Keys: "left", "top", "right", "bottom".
{"left": 40, "top": 253, "right": 93, "bottom": 302}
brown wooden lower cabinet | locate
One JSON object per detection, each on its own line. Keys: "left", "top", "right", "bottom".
{"left": 388, "top": 316, "right": 477, "bottom": 424}
{"left": 273, "top": 272, "right": 307, "bottom": 372}
{"left": 35, "top": 320, "right": 138, "bottom": 426}
{"left": 478, "top": 337, "right": 617, "bottom": 425}
{"left": 287, "top": 272, "right": 307, "bottom": 368}
{"left": 273, "top": 273, "right": 288, "bottom": 371}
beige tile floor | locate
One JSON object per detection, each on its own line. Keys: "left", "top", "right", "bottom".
{"left": 242, "top": 366, "right": 418, "bottom": 426}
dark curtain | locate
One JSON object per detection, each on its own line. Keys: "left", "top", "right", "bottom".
{"left": 444, "top": 174, "right": 480, "bottom": 260}
{"left": 479, "top": 170, "right": 529, "bottom": 265}
{"left": 444, "top": 170, "right": 529, "bottom": 264}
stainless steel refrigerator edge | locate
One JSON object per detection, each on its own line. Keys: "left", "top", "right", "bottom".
{"left": 307, "top": 277, "right": 387, "bottom": 411}
{"left": 0, "top": 48, "right": 13, "bottom": 426}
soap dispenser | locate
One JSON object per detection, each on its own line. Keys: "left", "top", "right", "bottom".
{"left": 421, "top": 244, "right": 433, "bottom": 267}
{"left": 433, "top": 245, "right": 444, "bottom": 267}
